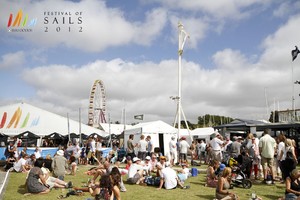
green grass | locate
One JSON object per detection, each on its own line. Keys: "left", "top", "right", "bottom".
{"left": 3, "top": 165, "right": 286, "bottom": 200}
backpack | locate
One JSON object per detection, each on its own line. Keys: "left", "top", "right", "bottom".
{"left": 144, "top": 176, "right": 161, "bottom": 186}
{"left": 191, "top": 168, "right": 198, "bottom": 177}
{"left": 286, "top": 147, "right": 294, "bottom": 160}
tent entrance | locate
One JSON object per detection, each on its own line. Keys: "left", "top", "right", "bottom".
{"left": 158, "top": 133, "right": 164, "bottom": 156}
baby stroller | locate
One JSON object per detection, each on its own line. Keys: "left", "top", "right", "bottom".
{"left": 228, "top": 155, "right": 252, "bottom": 189}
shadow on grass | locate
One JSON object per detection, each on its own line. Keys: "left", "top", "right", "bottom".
{"left": 261, "top": 194, "right": 282, "bottom": 200}
{"left": 190, "top": 181, "right": 205, "bottom": 185}
{"left": 17, "top": 184, "right": 27, "bottom": 194}
{"left": 196, "top": 194, "right": 215, "bottom": 200}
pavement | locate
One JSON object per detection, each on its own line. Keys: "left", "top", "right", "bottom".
{"left": 0, "top": 170, "right": 9, "bottom": 200}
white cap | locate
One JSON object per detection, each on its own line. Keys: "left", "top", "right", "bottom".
{"left": 57, "top": 150, "right": 64, "bottom": 156}
{"left": 145, "top": 156, "right": 151, "bottom": 160}
{"left": 133, "top": 157, "right": 141, "bottom": 162}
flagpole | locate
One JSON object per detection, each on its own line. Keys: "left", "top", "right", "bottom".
{"left": 177, "top": 22, "right": 190, "bottom": 140}
{"left": 292, "top": 60, "right": 295, "bottom": 121}
{"left": 291, "top": 46, "right": 300, "bottom": 121}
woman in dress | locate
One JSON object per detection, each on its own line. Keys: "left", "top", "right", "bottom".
{"left": 26, "top": 159, "right": 50, "bottom": 195}
{"left": 215, "top": 167, "right": 239, "bottom": 200}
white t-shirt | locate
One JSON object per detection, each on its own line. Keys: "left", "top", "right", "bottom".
{"left": 210, "top": 137, "right": 223, "bottom": 151}
{"left": 34, "top": 150, "right": 42, "bottom": 159}
{"left": 138, "top": 140, "right": 148, "bottom": 152}
{"left": 90, "top": 139, "right": 96, "bottom": 152}
{"left": 143, "top": 162, "right": 152, "bottom": 172}
{"left": 161, "top": 167, "right": 178, "bottom": 189}
{"left": 179, "top": 140, "right": 190, "bottom": 154}
{"left": 13, "top": 158, "right": 27, "bottom": 172}
{"left": 277, "top": 141, "right": 285, "bottom": 161}
{"left": 96, "top": 142, "right": 102, "bottom": 151}
{"left": 169, "top": 140, "right": 177, "bottom": 153}
{"left": 128, "top": 163, "right": 143, "bottom": 178}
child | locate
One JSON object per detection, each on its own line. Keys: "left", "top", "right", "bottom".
{"left": 69, "top": 156, "right": 77, "bottom": 176}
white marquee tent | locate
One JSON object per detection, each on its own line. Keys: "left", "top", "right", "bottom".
{"left": 0, "top": 102, "right": 108, "bottom": 137}
{"left": 124, "top": 120, "right": 177, "bottom": 156}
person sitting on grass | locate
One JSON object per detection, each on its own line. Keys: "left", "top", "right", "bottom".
{"left": 89, "top": 167, "right": 121, "bottom": 200}
{"left": 35, "top": 158, "right": 73, "bottom": 189}
{"left": 4, "top": 152, "right": 16, "bottom": 171}
{"left": 13, "top": 153, "right": 30, "bottom": 173}
{"left": 156, "top": 156, "right": 167, "bottom": 177}
{"left": 284, "top": 168, "right": 300, "bottom": 200}
{"left": 150, "top": 153, "right": 158, "bottom": 174}
{"left": 206, "top": 160, "right": 220, "bottom": 187}
{"left": 157, "top": 162, "right": 188, "bottom": 190}
{"left": 127, "top": 157, "right": 145, "bottom": 185}
{"left": 215, "top": 167, "right": 239, "bottom": 200}
{"left": 91, "top": 161, "right": 113, "bottom": 183}
{"left": 177, "top": 162, "right": 190, "bottom": 184}
{"left": 25, "top": 159, "right": 50, "bottom": 196}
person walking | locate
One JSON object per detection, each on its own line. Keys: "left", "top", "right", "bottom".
{"left": 259, "top": 128, "right": 276, "bottom": 184}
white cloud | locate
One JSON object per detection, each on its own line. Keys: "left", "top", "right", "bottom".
{"left": 145, "top": 0, "right": 271, "bottom": 20}
{"left": 0, "top": 51, "right": 25, "bottom": 70}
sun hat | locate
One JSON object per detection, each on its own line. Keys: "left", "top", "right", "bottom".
{"left": 160, "top": 156, "right": 166, "bottom": 160}
{"left": 57, "top": 150, "right": 64, "bottom": 156}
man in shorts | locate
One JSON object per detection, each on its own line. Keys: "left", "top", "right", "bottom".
{"left": 259, "top": 129, "right": 276, "bottom": 184}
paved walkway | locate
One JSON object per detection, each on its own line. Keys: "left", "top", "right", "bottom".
{"left": 0, "top": 171, "right": 9, "bottom": 200}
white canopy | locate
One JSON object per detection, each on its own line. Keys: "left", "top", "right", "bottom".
{"left": 124, "top": 120, "right": 177, "bottom": 156}
{"left": 0, "top": 102, "right": 108, "bottom": 137}
{"left": 99, "top": 123, "right": 133, "bottom": 135}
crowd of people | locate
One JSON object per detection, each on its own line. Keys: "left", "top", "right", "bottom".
{"left": 2, "top": 128, "right": 300, "bottom": 200}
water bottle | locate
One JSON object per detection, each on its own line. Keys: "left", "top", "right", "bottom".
{"left": 251, "top": 191, "right": 256, "bottom": 200}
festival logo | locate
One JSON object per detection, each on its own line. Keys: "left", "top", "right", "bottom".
{"left": 43, "top": 11, "right": 83, "bottom": 32}
{"left": 7, "top": 9, "right": 37, "bottom": 32}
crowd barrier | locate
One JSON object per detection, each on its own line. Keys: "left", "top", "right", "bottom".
{"left": 0, "top": 147, "right": 112, "bottom": 160}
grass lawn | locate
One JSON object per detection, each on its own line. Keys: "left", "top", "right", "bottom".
{"left": 3, "top": 165, "right": 286, "bottom": 200}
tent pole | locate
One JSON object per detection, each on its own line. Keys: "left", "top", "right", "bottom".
{"left": 67, "top": 113, "right": 70, "bottom": 142}
{"left": 79, "top": 107, "right": 82, "bottom": 146}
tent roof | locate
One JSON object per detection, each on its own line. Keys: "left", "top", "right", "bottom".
{"left": 214, "top": 119, "right": 268, "bottom": 130}
{"left": 99, "top": 123, "right": 132, "bottom": 135}
{"left": 0, "top": 102, "right": 108, "bottom": 137}
{"left": 16, "top": 131, "right": 40, "bottom": 139}
{"left": 190, "top": 127, "right": 215, "bottom": 136}
{"left": 127, "top": 120, "right": 177, "bottom": 133}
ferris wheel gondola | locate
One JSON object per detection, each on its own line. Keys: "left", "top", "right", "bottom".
{"left": 88, "top": 80, "right": 106, "bottom": 127}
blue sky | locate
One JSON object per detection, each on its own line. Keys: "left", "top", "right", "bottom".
{"left": 0, "top": 0, "right": 300, "bottom": 125}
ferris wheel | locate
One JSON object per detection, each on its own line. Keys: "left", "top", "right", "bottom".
{"left": 88, "top": 80, "right": 107, "bottom": 126}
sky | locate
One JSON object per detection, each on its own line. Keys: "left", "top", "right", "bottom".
{"left": 0, "top": 0, "right": 300, "bottom": 125}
